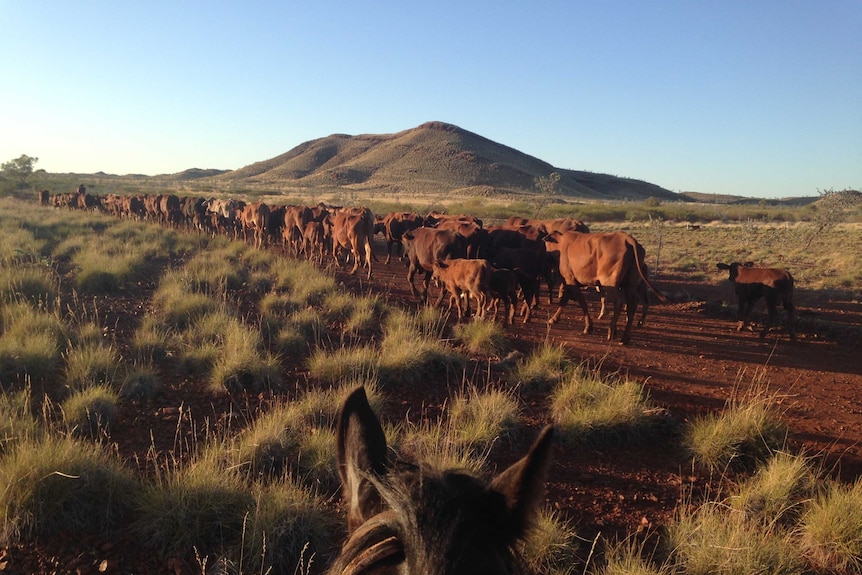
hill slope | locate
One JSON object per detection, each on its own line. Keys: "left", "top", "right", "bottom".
{"left": 216, "top": 121, "right": 681, "bottom": 201}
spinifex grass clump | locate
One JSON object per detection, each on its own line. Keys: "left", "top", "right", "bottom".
{"left": 63, "top": 340, "right": 123, "bottom": 393}
{"left": 238, "top": 479, "right": 339, "bottom": 575}
{"left": 61, "top": 384, "right": 119, "bottom": 439}
{"left": 667, "top": 498, "right": 803, "bottom": 575}
{"left": 684, "top": 386, "right": 788, "bottom": 472}
{"left": 0, "top": 388, "right": 42, "bottom": 456}
{"left": 550, "top": 366, "right": 662, "bottom": 446}
{"left": 0, "top": 434, "right": 140, "bottom": 544}
{"left": 519, "top": 508, "right": 581, "bottom": 575}
{"left": 508, "top": 344, "right": 571, "bottom": 391}
{"left": 447, "top": 386, "right": 521, "bottom": 448}
{"left": 152, "top": 272, "right": 221, "bottom": 330}
{"left": 377, "top": 308, "right": 464, "bottom": 386}
{"left": 799, "top": 478, "right": 862, "bottom": 573}
{"left": 395, "top": 386, "right": 518, "bottom": 470}
{"left": 453, "top": 317, "right": 509, "bottom": 356}
{"left": 274, "top": 308, "right": 327, "bottom": 356}
{"left": 730, "top": 451, "right": 818, "bottom": 526}
{"left": 0, "top": 301, "right": 67, "bottom": 386}
{"left": 133, "top": 457, "right": 254, "bottom": 557}
{"left": 209, "top": 320, "right": 282, "bottom": 393}
{"left": 0, "top": 265, "right": 58, "bottom": 306}
{"left": 72, "top": 245, "right": 145, "bottom": 294}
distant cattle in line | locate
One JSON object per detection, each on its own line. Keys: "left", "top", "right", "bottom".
{"left": 547, "top": 231, "right": 665, "bottom": 345}
{"left": 401, "top": 228, "right": 468, "bottom": 303}
{"left": 716, "top": 262, "right": 796, "bottom": 340}
{"left": 431, "top": 258, "right": 491, "bottom": 321}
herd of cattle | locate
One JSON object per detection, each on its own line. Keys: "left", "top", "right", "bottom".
{"left": 38, "top": 186, "right": 797, "bottom": 343}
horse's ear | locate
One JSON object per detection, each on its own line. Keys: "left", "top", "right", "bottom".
{"left": 490, "top": 425, "right": 554, "bottom": 536}
{"left": 337, "top": 387, "right": 390, "bottom": 532}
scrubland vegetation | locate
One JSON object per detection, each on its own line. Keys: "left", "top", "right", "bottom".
{"left": 1, "top": 195, "right": 861, "bottom": 574}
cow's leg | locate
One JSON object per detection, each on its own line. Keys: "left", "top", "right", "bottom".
{"left": 760, "top": 292, "right": 779, "bottom": 338}
{"left": 385, "top": 240, "right": 393, "bottom": 265}
{"left": 406, "top": 266, "right": 419, "bottom": 297}
{"left": 736, "top": 297, "right": 752, "bottom": 332}
{"left": 637, "top": 282, "right": 649, "bottom": 327}
{"left": 547, "top": 285, "right": 571, "bottom": 325}
{"left": 784, "top": 297, "right": 796, "bottom": 341}
{"left": 620, "top": 287, "right": 638, "bottom": 345}
{"left": 421, "top": 271, "right": 432, "bottom": 304}
{"left": 605, "top": 288, "right": 625, "bottom": 342}
{"left": 364, "top": 241, "right": 373, "bottom": 279}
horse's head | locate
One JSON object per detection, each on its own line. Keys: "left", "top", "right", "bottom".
{"left": 329, "top": 387, "right": 554, "bottom": 575}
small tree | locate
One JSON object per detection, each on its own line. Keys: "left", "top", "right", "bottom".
{"left": 1, "top": 154, "right": 39, "bottom": 193}
{"left": 532, "top": 172, "right": 561, "bottom": 219}
{"left": 803, "top": 188, "right": 862, "bottom": 248}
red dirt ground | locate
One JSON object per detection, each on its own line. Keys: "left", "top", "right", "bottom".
{"left": 2, "top": 237, "right": 860, "bottom": 574}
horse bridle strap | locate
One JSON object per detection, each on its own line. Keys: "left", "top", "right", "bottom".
{"left": 340, "top": 511, "right": 403, "bottom": 575}
{"left": 340, "top": 535, "right": 402, "bottom": 575}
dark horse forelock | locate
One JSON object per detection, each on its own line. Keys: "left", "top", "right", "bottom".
{"left": 330, "top": 387, "right": 552, "bottom": 575}
{"left": 331, "top": 466, "right": 522, "bottom": 575}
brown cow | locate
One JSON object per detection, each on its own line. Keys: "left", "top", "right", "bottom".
{"left": 488, "top": 267, "right": 521, "bottom": 324}
{"left": 716, "top": 262, "right": 796, "bottom": 340}
{"left": 301, "top": 220, "right": 327, "bottom": 263}
{"left": 330, "top": 207, "right": 375, "bottom": 278}
{"left": 491, "top": 246, "right": 545, "bottom": 322}
{"left": 431, "top": 259, "right": 491, "bottom": 321}
{"left": 547, "top": 231, "right": 665, "bottom": 344}
{"left": 282, "top": 205, "right": 313, "bottom": 255}
{"left": 378, "top": 212, "right": 424, "bottom": 264}
{"left": 240, "top": 202, "right": 271, "bottom": 248}
{"left": 429, "top": 216, "right": 486, "bottom": 259}
{"left": 401, "top": 228, "right": 468, "bottom": 303}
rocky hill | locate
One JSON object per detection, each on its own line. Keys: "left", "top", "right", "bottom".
{"left": 214, "top": 121, "right": 681, "bottom": 201}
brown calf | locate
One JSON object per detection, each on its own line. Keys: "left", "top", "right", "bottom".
{"left": 716, "top": 262, "right": 796, "bottom": 340}
{"left": 431, "top": 258, "right": 491, "bottom": 321}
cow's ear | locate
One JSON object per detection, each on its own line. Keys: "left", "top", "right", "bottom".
{"left": 435, "top": 261, "right": 449, "bottom": 269}
{"left": 337, "top": 387, "right": 390, "bottom": 532}
{"left": 403, "top": 232, "right": 414, "bottom": 240}
{"left": 716, "top": 263, "right": 730, "bottom": 270}
{"left": 490, "top": 425, "right": 554, "bottom": 538}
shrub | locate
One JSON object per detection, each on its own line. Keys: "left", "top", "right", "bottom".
{"left": 447, "top": 386, "right": 521, "bottom": 449}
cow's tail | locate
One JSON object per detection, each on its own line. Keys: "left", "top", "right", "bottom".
{"left": 628, "top": 237, "right": 667, "bottom": 302}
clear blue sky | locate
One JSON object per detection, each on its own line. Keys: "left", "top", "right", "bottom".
{"left": 2, "top": 1, "right": 859, "bottom": 198}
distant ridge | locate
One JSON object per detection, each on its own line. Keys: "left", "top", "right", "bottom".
{"left": 216, "top": 121, "right": 681, "bottom": 201}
